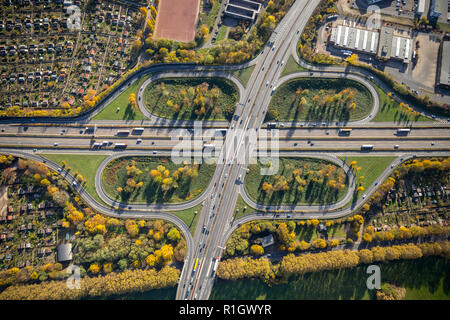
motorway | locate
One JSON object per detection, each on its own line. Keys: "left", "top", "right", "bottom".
{"left": 0, "top": 0, "right": 449, "bottom": 302}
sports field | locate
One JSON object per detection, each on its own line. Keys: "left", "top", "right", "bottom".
{"left": 153, "top": 0, "right": 201, "bottom": 42}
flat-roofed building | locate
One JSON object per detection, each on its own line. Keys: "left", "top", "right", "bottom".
{"left": 416, "top": 0, "right": 430, "bottom": 17}
{"left": 437, "top": 39, "right": 450, "bottom": 89}
{"left": 430, "top": 0, "right": 448, "bottom": 21}
{"left": 377, "top": 26, "right": 413, "bottom": 63}
{"left": 57, "top": 243, "right": 73, "bottom": 262}
{"left": 330, "top": 24, "right": 379, "bottom": 55}
{"left": 224, "top": 0, "right": 261, "bottom": 21}
{"left": 330, "top": 24, "right": 413, "bottom": 64}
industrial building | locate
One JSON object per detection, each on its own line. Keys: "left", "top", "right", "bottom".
{"left": 377, "top": 26, "right": 413, "bottom": 63}
{"left": 437, "top": 39, "right": 450, "bottom": 89}
{"left": 329, "top": 23, "right": 413, "bottom": 64}
{"left": 430, "top": 0, "right": 448, "bottom": 20}
{"left": 416, "top": 0, "right": 430, "bottom": 18}
{"left": 330, "top": 23, "right": 379, "bottom": 55}
{"left": 224, "top": 0, "right": 262, "bottom": 21}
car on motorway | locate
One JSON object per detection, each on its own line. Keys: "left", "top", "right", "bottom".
{"left": 394, "top": 145, "right": 399, "bottom": 149}
{"left": 136, "top": 138, "right": 142, "bottom": 144}
{"left": 53, "top": 142, "right": 58, "bottom": 146}
{"left": 153, "top": 151, "right": 157, "bottom": 154}
{"left": 362, "top": 194, "right": 366, "bottom": 199}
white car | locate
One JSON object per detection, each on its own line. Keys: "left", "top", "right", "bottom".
{"left": 53, "top": 142, "right": 58, "bottom": 146}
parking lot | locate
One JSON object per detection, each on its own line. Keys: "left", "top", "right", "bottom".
{"left": 355, "top": 0, "right": 417, "bottom": 18}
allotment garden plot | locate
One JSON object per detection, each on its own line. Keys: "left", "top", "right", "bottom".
{"left": 143, "top": 77, "right": 239, "bottom": 121}
{"left": 245, "top": 157, "right": 349, "bottom": 206}
{"left": 266, "top": 78, "right": 373, "bottom": 122}
{"left": 102, "top": 156, "right": 216, "bottom": 204}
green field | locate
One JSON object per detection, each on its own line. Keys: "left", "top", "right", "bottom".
{"left": 280, "top": 55, "right": 307, "bottom": 77}
{"left": 296, "top": 223, "right": 347, "bottom": 242}
{"left": 143, "top": 77, "right": 239, "bottom": 121}
{"left": 92, "top": 78, "right": 146, "bottom": 121}
{"left": 233, "top": 194, "right": 256, "bottom": 220}
{"left": 267, "top": 78, "right": 373, "bottom": 122}
{"left": 210, "top": 256, "right": 449, "bottom": 300}
{"left": 41, "top": 153, "right": 108, "bottom": 205}
{"left": 245, "top": 157, "right": 349, "bottom": 206}
{"left": 102, "top": 156, "right": 215, "bottom": 204}
{"left": 339, "top": 155, "right": 397, "bottom": 192}
{"left": 371, "top": 82, "right": 431, "bottom": 122}
{"left": 231, "top": 65, "right": 256, "bottom": 88}
{"left": 214, "top": 25, "right": 228, "bottom": 43}
{"left": 171, "top": 204, "right": 202, "bottom": 234}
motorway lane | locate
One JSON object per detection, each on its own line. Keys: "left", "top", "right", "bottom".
{"left": 1, "top": 123, "right": 450, "bottom": 139}
{"left": 0, "top": 0, "right": 447, "bottom": 303}
{"left": 185, "top": 0, "right": 322, "bottom": 301}
{"left": 2, "top": 123, "right": 450, "bottom": 137}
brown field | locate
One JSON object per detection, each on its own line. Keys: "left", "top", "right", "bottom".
{"left": 153, "top": 0, "right": 201, "bottom": 42}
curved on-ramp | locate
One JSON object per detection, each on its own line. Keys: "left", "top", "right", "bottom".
{"left": 94, "top": 151, "right": 220, "bottom": 212}
{"left": 239, "top": 153, "right": 356, "bottom": 213}
{"left": 0, "top": 148, "right": 195, "bottom": 272}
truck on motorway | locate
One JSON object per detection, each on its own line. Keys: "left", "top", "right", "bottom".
{"left": 114, "top": 143, "right": 128, "bottom": 149}
{"left": 338, "top": 128, "right": 352, "bottom": 136}
{"left": 115, "top": 130, "right": 130, "bottom": 136}
{"left": 361, "top": 144, "right": 374, "bottom": 151}
{"left": 203, "top": 143, "right": 215, "bottom": 151}
{"left": 212, "top": 257, "right": 220, "bottom": 274}
{"left": 396, "top": 128, "right": 411, "bottom": 135}
{"left": 193, "top": 258, "right": 199, "bottom": 272}
{"left": 131, "top": 127, "right": 144, "bottom": 135}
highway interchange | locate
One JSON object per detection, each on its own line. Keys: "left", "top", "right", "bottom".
{"left": 0, "top": 0, "right": 449, "bottom": 301}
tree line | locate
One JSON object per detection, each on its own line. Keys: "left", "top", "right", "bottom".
{"left": 216, "top": 241, "right": 450, "bottom": 282}
{"left": 0, "top": 267, "right": 179, "bottom": 300}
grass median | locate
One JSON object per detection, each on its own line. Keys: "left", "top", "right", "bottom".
{"left": 92, "top": 77, "right": 147, "bottom": 121}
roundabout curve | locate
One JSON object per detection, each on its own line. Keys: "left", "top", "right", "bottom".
{"left": 239, "top": 153, "right": 356, "bottom": 213}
